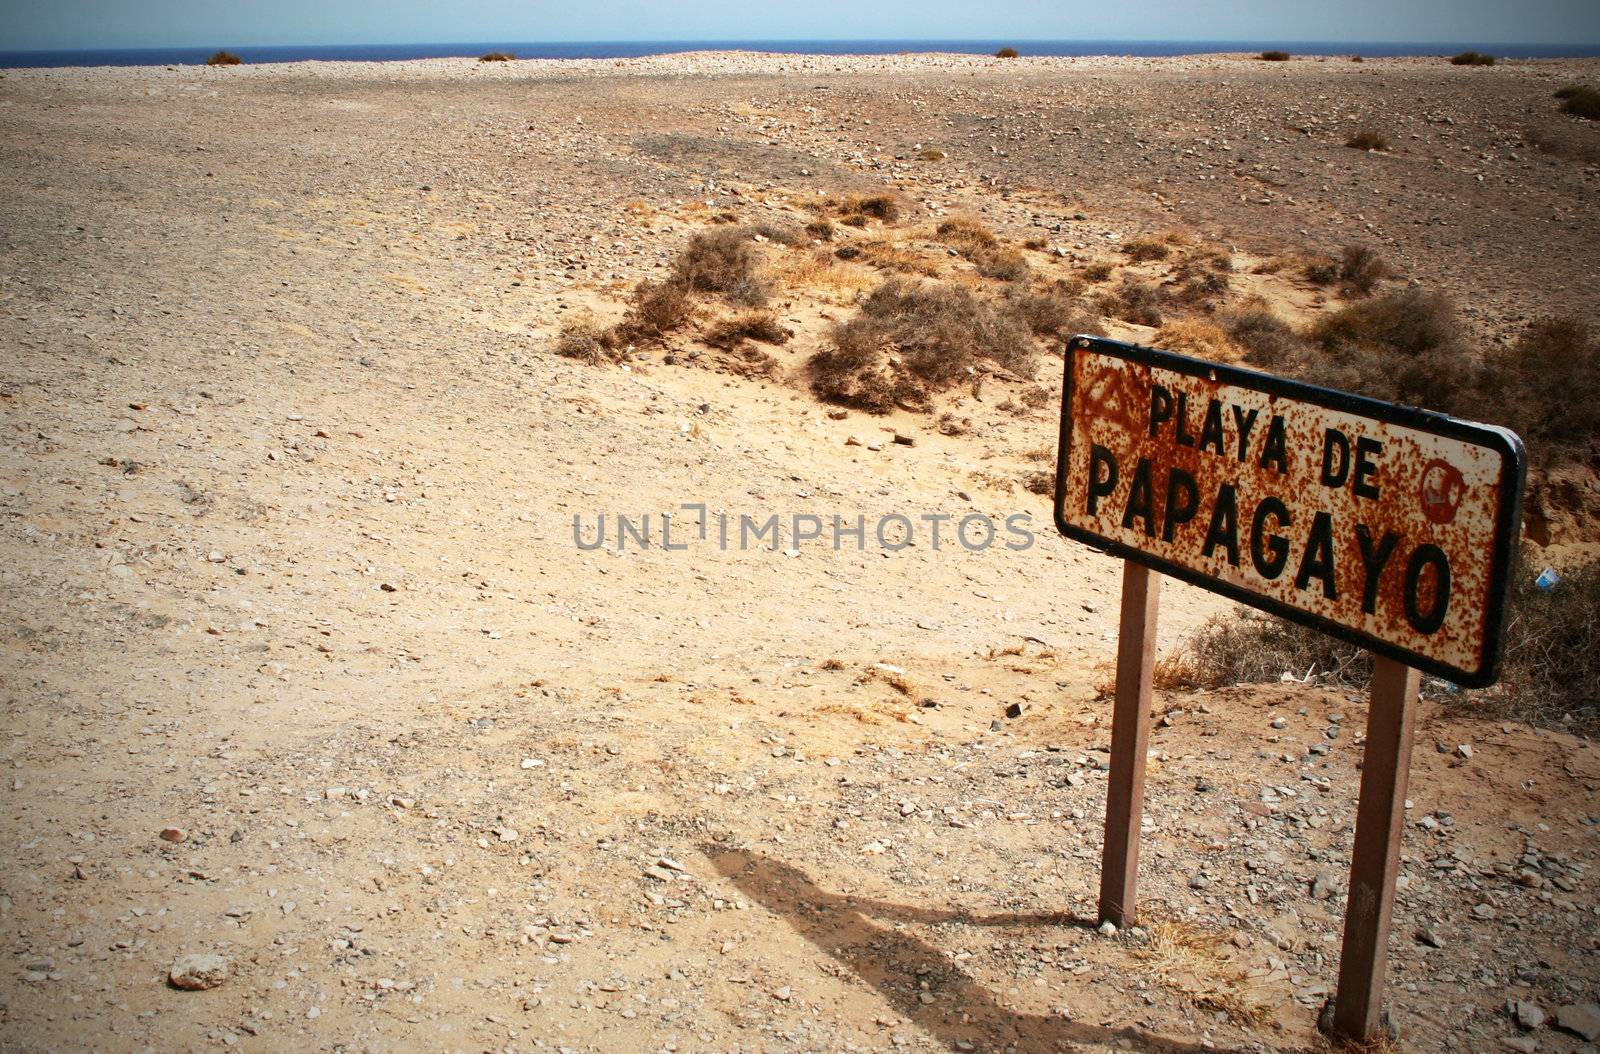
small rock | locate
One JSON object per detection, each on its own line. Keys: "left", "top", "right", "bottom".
{"left": 159, "top": 827, "right": 187, "bottom": 843}
{"left": 1457, "top": 743, "right": 1474, "bottom": 759}
{"left": 892, "top": 432, "right": 915, "bottom": 446}
{"left": 1311, "top": 873, "right": 1336, "bottom": 900}
{"left": 1098, "top": 920, "right": 1117, "bottom": 937}
{"left": 1556, "top": 1004, "right": 1600, "bottom": 1042}
{"left": 1502, "top": 1036, "right": 1538, "bottom": 1054}
{"left": 169, "top": 954, "right": 229, "bottom": 991}
{"left": 1189, "top": 874, "right": 1209, "bottom": 890}
{"left": 1004, "top": 701, "right": 1027, "bottom": 719}
{"left": 772, "top": 986, "right": 792, "bottom": 1002}
{"left": 1514, "top": 1001, "right": 1547, "bottom": 1031}
{"left": 1416, "top": 926, "right": 1444, "bottom": 948}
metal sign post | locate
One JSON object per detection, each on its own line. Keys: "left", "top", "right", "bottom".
{"left": 1054, "top": 336, "right": 1525, "bottom": 1044}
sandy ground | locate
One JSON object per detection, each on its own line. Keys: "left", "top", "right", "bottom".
{"left": 0, "top": 51, "right": 1597, "bottom": 1054}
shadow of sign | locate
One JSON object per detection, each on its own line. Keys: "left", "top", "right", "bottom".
{"left": 705, "top": 845, "right": 1293, "bottom": 1054}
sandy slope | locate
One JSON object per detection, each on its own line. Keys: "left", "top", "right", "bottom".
{"left": 0, "top": 53, "right": 1596, "bottom": 1053}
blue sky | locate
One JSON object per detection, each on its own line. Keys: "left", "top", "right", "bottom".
{"left": 3, "top": 0, "right": 1598, "bottom": 51}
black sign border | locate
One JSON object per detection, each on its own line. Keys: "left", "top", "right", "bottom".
{"left": 1053, "top": 335, "right": 1526, "bottom": 689}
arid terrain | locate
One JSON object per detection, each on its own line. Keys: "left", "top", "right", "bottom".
{"left": 0, "top": 50, "right": 1597, "bottom": 1054}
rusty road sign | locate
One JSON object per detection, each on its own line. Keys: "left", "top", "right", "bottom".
{"left": 1054, "top": 335, "right": 1527, "bottom": 1044}
{"left": 1053, "top": 336, "right": 1525, "bottom": 687}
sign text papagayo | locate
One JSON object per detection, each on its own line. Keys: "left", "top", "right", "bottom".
{"left": 1053, "top": 337, "right": 1525, "bottom": 687}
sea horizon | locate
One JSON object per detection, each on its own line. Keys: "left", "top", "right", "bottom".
{"left": 3, "top": 38, "right": 1599, "bottom": 69}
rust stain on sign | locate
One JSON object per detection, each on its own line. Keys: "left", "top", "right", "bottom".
{"left": 1054, "top": 337, "right": 1525, "bottom": 687}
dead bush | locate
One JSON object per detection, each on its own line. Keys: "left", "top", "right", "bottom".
{"left": 936, "top": 412, "right": 973, "bottom": 436}
{"left": 1121, "top": 236, "right": 1172, "bottom": 262}
{"left": 747, "top": 222, "right": 809, "bottom": 247}
{"left": 1224, "top": 306, "right": 1311, "bottom": 371}
{"left": 1098, "top": 278, "right": 1164, "bottom": 327}
{"left": 995, "top": 46, "right": 1020, "bottom": 59}
{"left": 1171, "top": 250, "right": 1233, "bottom": 306}
{"left": 1305, "top": 288, "right": 1477, "bottom": 415}
{"left": 206, "top": 50, "right": 242, "bottom": 65}
{"left": 1338, "top": 243, "right": 1390, "bottom": 294}
{"left": 1345, "top": 129, "right": 1389, "bottom": 150}
{"left": 857, "top": 239, "right": 941, "bottom": 276}
{"left": 804, "top": 219, "right": 835, "bottom": 241}
{"left": 1083, "top": 261, "right": 1115, "bottom": 282}
{"left": 1259, "top": 50, "right": 1291, "bottom": 61}
{"left": 919, "top": 148, "right": 947, "bottom": 161}
{"left": 1023, "top": 470, "right": 1053, "bottom": 494}
{"left": 704, "top": 311, "right": 790, "bottom": 350}
{"left": 1160, "top": 610, "right": 1370, "bottom": 690}
{"left": 1450, "top": 50, "right": 1496, "bottom": 66}
{"left": 1005, "top": 282, "right": 1105, "bottom": 343}
{"left": 1558, "top": 85, "right": 1600, "bottom": 120}
{"left": 671, "top": 228, "right": 771, "bottom": 306}
{"left": 833, "top": 193, "right": 903, "bottom": 225}
{"left": 553, "top": 318, "right": 620, "bottom": 365}
{"left": 616, "top": 278, "right": 693, "bottom": 343}
{"left": 1169, "top": 555, "right": 1600, "bottom": 736}
{"left": 1153, "top": 319, "right": 1239, "bottom": 363}
{"left": 973, "top": 246, "right": 1031, "bottom": 282}
{"left": 934, "top": 216, "right": 999, "bottom": 253}
{"left": 808, "top": 277, "right": 1037, "bottom": 413}
{"left": 479, "top": 51, "right": 516, "bottom": 62}
{"left": 1486, "top": 316, "right": 1600, "bottom": 467}
{"left": 1301, "top": 256, "right": 1340, "bottom": 285}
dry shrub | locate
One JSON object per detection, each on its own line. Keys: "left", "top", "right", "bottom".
{"left": 808, "top": 277, "right": 1037, "bottom": 413}
{"left": 1224, "top": 305, "right": 1311, "bottom": 371}
{"left": 1304, "top": 288, "right": 1476, "bottom": 415}
{"left": 1338, "top": 243, "right": 1390, "bottom": 294}
{"left": 1259, "top": 50, "right": 1290, "bottom": 61}
{"left": 553, "top": 318, "right": 621, "bottom": 365}
{"left": 805, "top": 218, "right": 835, "bottom": 241}
{"left": 671, "top": 227, "right": 771, "bottom": 306}
{"left": 935, "top": 216, "right": 999, "bottom": 253}
{"left": 704, "top": 311, "right": 790, "bottom": 350}
{"left": 1122, "top": 236, "right": 1172, "bottom": 262}
{"left": 936, "top": 412, "right": 972, "bottom": 436}
{"left": 1006, "top": 281, "right": 1105, "bottom": 343}
{"left": 919, "top": 148, "right": 946, "bottom": 161}
{"left": 1161, "top": 610, "right": 1370, "bottom": 690}
{"left": 1486, "top": 316, "right": 1600, "bottom": 467}
{"left": 1345, "top": 129, "right": 1389, "bottom": 150}
{"left": 479, "top": 51, "right": 516, "bottom": 62}
{"left": 1083, "top": 261, "right": 1115, "bottom": 282}
{"left": 1023, "top": 470, "right": 1053, "bottom": 494}
{"left": 1488, "top": 557, "right": 1600, "bottom": 733}
{"left": 995, "top": 46, "right": 1020, "bottom": 59}
{"left": 1451, "top": 50, "right": 1496, "bottom": 66}
{"left": 832, "top": 193, "right": 903, "bottom": 225}
{"left": 1153, "top": 319, "right": 1239, "bottom": 363}
{"left": 1171, "top": 250, "right": 1233, "bottom": 306}
{"left": 616, "top": 277, "right": 693, "bottom": 343}
{"left": 1098, "top": 277, "right": 1164, "bottom": 327}
{"left": 1301, "top": 255, "right": 1340, "bottom": 285}
{"left": 206, "top": 50, "right": 242, "bottom": 65}
{"left": 1169, "top": 556, "right": 1600, "bottom": 735}
{"left": 1133, "top": 920, "right": 1276, "bottom": 1026}
{"left": 1558, "top": 85, "right": 1600, "bottom": 120}
{"left": 973, "top": 246, "right": 1030, "bottom": 282}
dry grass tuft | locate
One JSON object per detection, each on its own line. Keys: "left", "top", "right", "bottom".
{"left": 1153, "top": 319, "right": 1240, "bottom": 363}
{"left": 616, "top": 278, "right": 693, "bottom": 344}
{"left": 919, "top": 148, "right": 947, "bottom": 161}
{"left": 1133, "top": 920, "right": 1277, "bottom": 1026}
{"left": 1487, "top": 316, "right": 1600, "bottom": 467}
{"left": 206, "top": 50, "right": 242, "bottom": 65}
{"left": 1345, "top": 129, "right": 1389, "bottom": 150}
{"left": 553, "top": 317, "right": 621, "bottom": 365}
{"left": 1097, "top": 277, "right": 1164, "bottom": 327}
{"left": 808, "top": 277, "right": 1038, "bottom": 413}
{"left": 1006, "top": 281, "right": 1106, "bottom": 343}
{"left": 671, "top": 227, "right": 772, "bottom": 307}
{"left": 1121, "top": 236, "right": 1172, "bottom": 262}
{"left": 1224, "top": 304, "right": 1311, "bottom": 371}
{"left": 1451, "top": 50, "right": 1496, "bottom": 66}
{"left": 1258, "top": 50, "right": 1291, "bottom": 61}
{"left": 1338, "top": 243, "right": 1391, "bottom": 293}
{"left": 478, "top": 51, "right": 516, "bottom": 62}
{"left": 934, "top": 216, "right": 1000, "bottom": 253}
{"left": 703, "top": 311, "right": 790, "bottom": 350}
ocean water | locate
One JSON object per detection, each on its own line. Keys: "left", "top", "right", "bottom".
{"left": 1, "top": 39, "right": 1596, "bottom": 69}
